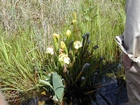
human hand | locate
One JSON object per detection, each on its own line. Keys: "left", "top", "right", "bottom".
{"left": 122, "top": 53, "right": 132, "bottom": 70}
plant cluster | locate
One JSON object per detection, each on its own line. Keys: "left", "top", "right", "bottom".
{"left": 41, "top": 13, "right": 104, "bottom": 104}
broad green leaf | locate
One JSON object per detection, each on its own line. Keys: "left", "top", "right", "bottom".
{"left": 39, "top": 79, "right": 53, "bottom": 89}
{"left": 52, "top": 72, "right": 64, "bottom": 102}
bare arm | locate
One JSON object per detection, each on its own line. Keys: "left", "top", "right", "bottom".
{"left": 0, "top": 91, "right": 8, "bottom": 105}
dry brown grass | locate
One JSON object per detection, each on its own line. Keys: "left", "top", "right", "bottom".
{"left": 0, "top": 0, "right": 81, "bottom": 41}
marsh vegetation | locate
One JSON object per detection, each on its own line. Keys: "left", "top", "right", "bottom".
{"left": 0, "top": 0, "right": 126, "bottom": 104}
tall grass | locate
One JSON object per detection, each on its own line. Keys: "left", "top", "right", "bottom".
{"left": 0, "top": 28, "right": 44, "bottom": 103}
{"left": 0, "top": 0, "right": 125, "bottom": 103}
{"left": 0, "top": 0, "right": 81, "bottom": 44}
{"left": 78, "top": 0, "right": 125, "bottom": 63}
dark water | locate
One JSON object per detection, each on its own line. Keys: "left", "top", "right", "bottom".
{"left": 91, "top": 79, "right": 128, "bottom": 105}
